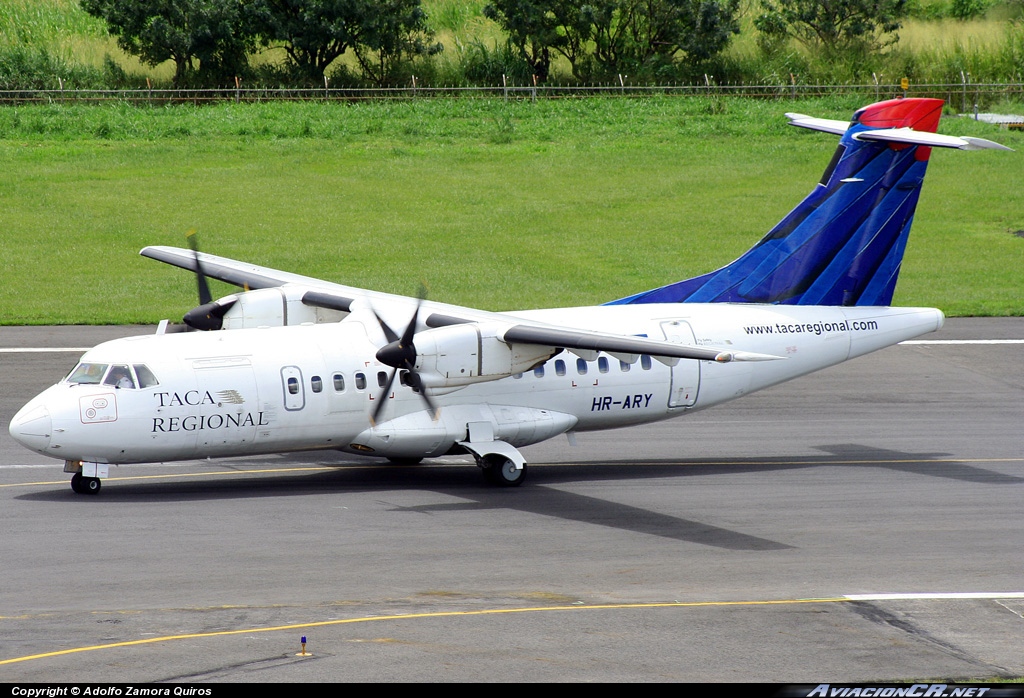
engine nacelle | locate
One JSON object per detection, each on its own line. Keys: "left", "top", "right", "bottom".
{"left": 219, "top": 287, "right": 347, "bottom": 329}
{"left": 413, "top": 323, "right": 556, "bottom": 389}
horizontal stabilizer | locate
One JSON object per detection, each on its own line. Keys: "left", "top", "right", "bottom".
{"left": 785, "top": 113, "right": 850, "bottom": 135}
{"left": 855, "top": 128, "right": 1014, "bottom": 151}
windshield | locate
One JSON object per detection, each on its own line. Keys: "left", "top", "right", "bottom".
{"left": 65, "top": 362, "right": 159, "bottom": 389}
{"left": 67, "top": 363, "right": 107, "bottom": 385}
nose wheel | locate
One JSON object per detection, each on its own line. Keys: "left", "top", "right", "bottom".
{"left": 70, "top": 472, "right": 101, "bottom": 495}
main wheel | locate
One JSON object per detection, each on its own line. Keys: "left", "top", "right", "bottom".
{"left": 70, "top": 472, "right": 83, "bottom": 494}
{"left": 481, "top": 456, "right": 527, "bottom": 487}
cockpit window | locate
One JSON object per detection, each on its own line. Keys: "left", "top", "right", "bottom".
{"left": 133, "top": 364, "right": 159, "bottom": 388}
{"left": 67, "top": 363, "right": 108, "bottom": 385}
{"left": 66, "top": 362, "right": 158, "bottom": 389}
{"left": 103, "top": 364, "right": 135, "bottom": 389}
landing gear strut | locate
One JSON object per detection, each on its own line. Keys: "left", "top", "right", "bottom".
{"left": 70, "top": 472, "right": 101, "bottom": 495}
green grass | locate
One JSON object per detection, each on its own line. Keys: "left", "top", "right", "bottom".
{"left": 0, "top": 96, "right": 1020, "bottom": 325}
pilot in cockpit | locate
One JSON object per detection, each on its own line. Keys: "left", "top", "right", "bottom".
{"left": 106, "top": 366, "right": 135, "bottom": 389}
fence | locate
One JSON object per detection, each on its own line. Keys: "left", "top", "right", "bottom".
{"left": 0, "top": 81, "right": 1021, "bottom": 110}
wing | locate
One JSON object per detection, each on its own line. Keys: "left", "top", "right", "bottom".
{"left": 143, "top": 245, "right": 782, "bottom": 366}
{"left": 141, "top": 245, "right": 341, "bottom": 290}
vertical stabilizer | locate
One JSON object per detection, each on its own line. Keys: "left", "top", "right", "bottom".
{"left": 609, "top": 98, "right": 947, "bottom": 307}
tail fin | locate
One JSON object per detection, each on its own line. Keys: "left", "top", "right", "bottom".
{"left": 608, "top": 98, "right": 1006, "bottom": 308}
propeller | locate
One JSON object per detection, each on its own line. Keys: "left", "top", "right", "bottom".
{"left": 370, "top": 286, "right": 438, "bottom": 425}
{"left": 181, "top": 231, "right": 236, "bottom": 331}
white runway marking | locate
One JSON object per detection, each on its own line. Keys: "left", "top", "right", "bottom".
{"left": 901, "top": 339, "right": 1024, "bottom": 344}
{"left": 845, "top": 592, "right": 1024, "bottom": 600}
{"left": 0, "top": 348, "right": 91, "bottom": 353}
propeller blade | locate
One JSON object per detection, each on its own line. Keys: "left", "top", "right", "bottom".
{"left": 370, "top": 369, "right": 398, "bottom": 426}
{"left": 185, "top": 230, "right": 212, "bottom": 306}
{"left": 406, "top": 370, "right": 439, "bottom": 421}
{"left": 368, "top": 289, "right": 439, "bottom": 423}
{"left": 371, "top": 309, "right": 400, "bottom": 344}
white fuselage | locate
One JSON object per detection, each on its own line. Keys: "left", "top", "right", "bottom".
{"left": 10, "top": 302, "right": 943, "bottom": 466}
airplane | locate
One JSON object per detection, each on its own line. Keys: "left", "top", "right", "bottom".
{"left": 9, "top": 97, "right": 1011, "bottom": 494}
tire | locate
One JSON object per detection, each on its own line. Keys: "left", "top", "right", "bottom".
{"left": 81, "top": 476, "right": 101, "bottom": 495}
{"left": 481, "top": 456, "right": 526, "bottom": 487}
{"left": 70, "top": 472, "right": 83, "bottom": 494}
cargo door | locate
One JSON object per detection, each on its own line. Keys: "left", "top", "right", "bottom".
{"left": 660, "top": 320, "right": 700, "bottom": 408}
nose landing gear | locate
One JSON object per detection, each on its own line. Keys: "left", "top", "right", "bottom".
{"left": 70, "top": 472, "right": 101, "bottom": 495}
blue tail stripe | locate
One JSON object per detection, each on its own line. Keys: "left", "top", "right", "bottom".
{"left": 790, "top": 153, "right": 925, "bottom": 304}
{"left": 734, "top": 149, "right": 905, "bottom": 302}
{"left": 801, "top": 181, "right": 922, "bottom": 305}
{"left": 856, "top": 213, "right": 917, "bottom": 305}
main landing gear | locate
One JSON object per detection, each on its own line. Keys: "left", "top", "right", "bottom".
{"left": 480, "top": 454, "right": 527, "bottom": 487}
{"left": 70, "top": 472, "right": 101, "bottom": 495}
{"left": 458, "top": 424, "right": 530, "bottom": 487}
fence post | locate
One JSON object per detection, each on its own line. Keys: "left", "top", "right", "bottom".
{"left": 234, "top": 76, "right": 240, "bottom": 103}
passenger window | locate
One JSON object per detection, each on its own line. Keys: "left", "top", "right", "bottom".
{"left": 377, "top": 371, "right": 388, "bottom": 388}
{"left": 333, "top": 373, "right": 345, "bottom": 392}
{"left": 576, "top": 359, "right": 588, "bottom": 375}
{"left": 311, "top": 376, "right": 323, "bottom": 393}
{"left": 534, "top": 365, "right": 545, "bottom": 378}
{"left": 620, "top": 360, "right": 631, "bottom": 372}
{"left": 641, "top": 355, "right": 652, "bottom": 370}
{"left": 513, "top": 373, "right": 523, "bottom": 379}
{"left": 355, "top": 372, "right": 366, "bottom": 390}
{"left": 598, "top": 357, "right": 609, "bottom": 374}
{"left": 287, "top": 377, "right": 299, "bottom": 395}
{"left": 555, "top": 359, "right": 566, "bottom": 376}
{"left": 133, "top": 364, "right": 159, "bottom": 387}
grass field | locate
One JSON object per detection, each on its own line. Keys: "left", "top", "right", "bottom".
{"left": 0, "top": 96, "right": 1021, "bottom": 325}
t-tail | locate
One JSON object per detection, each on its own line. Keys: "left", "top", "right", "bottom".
{"left": 608, "top": 98, "right": 1010, "bottom": 308}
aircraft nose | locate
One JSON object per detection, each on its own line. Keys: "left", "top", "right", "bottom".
{"left": 9, "top": 403, "right": 52, "bottom": 453}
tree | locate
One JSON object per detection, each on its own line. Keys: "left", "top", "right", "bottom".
{"left": 586, "top": 0, "right": 740, "bottom": 78}
{"left": 754, "top": 0, "right": 908, "bottom": 57}
{"left": 485, "top": 0, "right": 740, "bottom": 82}
{"left": 349, "top": 0, "right": 442, "bottom": 86}
{"left": 483, "top": 0, "right": 563, "bottom": 82}
{"left": 80, "top": 0, "right": 258, "bottom": 86}
{"left": 250, "top": 0, "right": 360, "bottom": 83}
